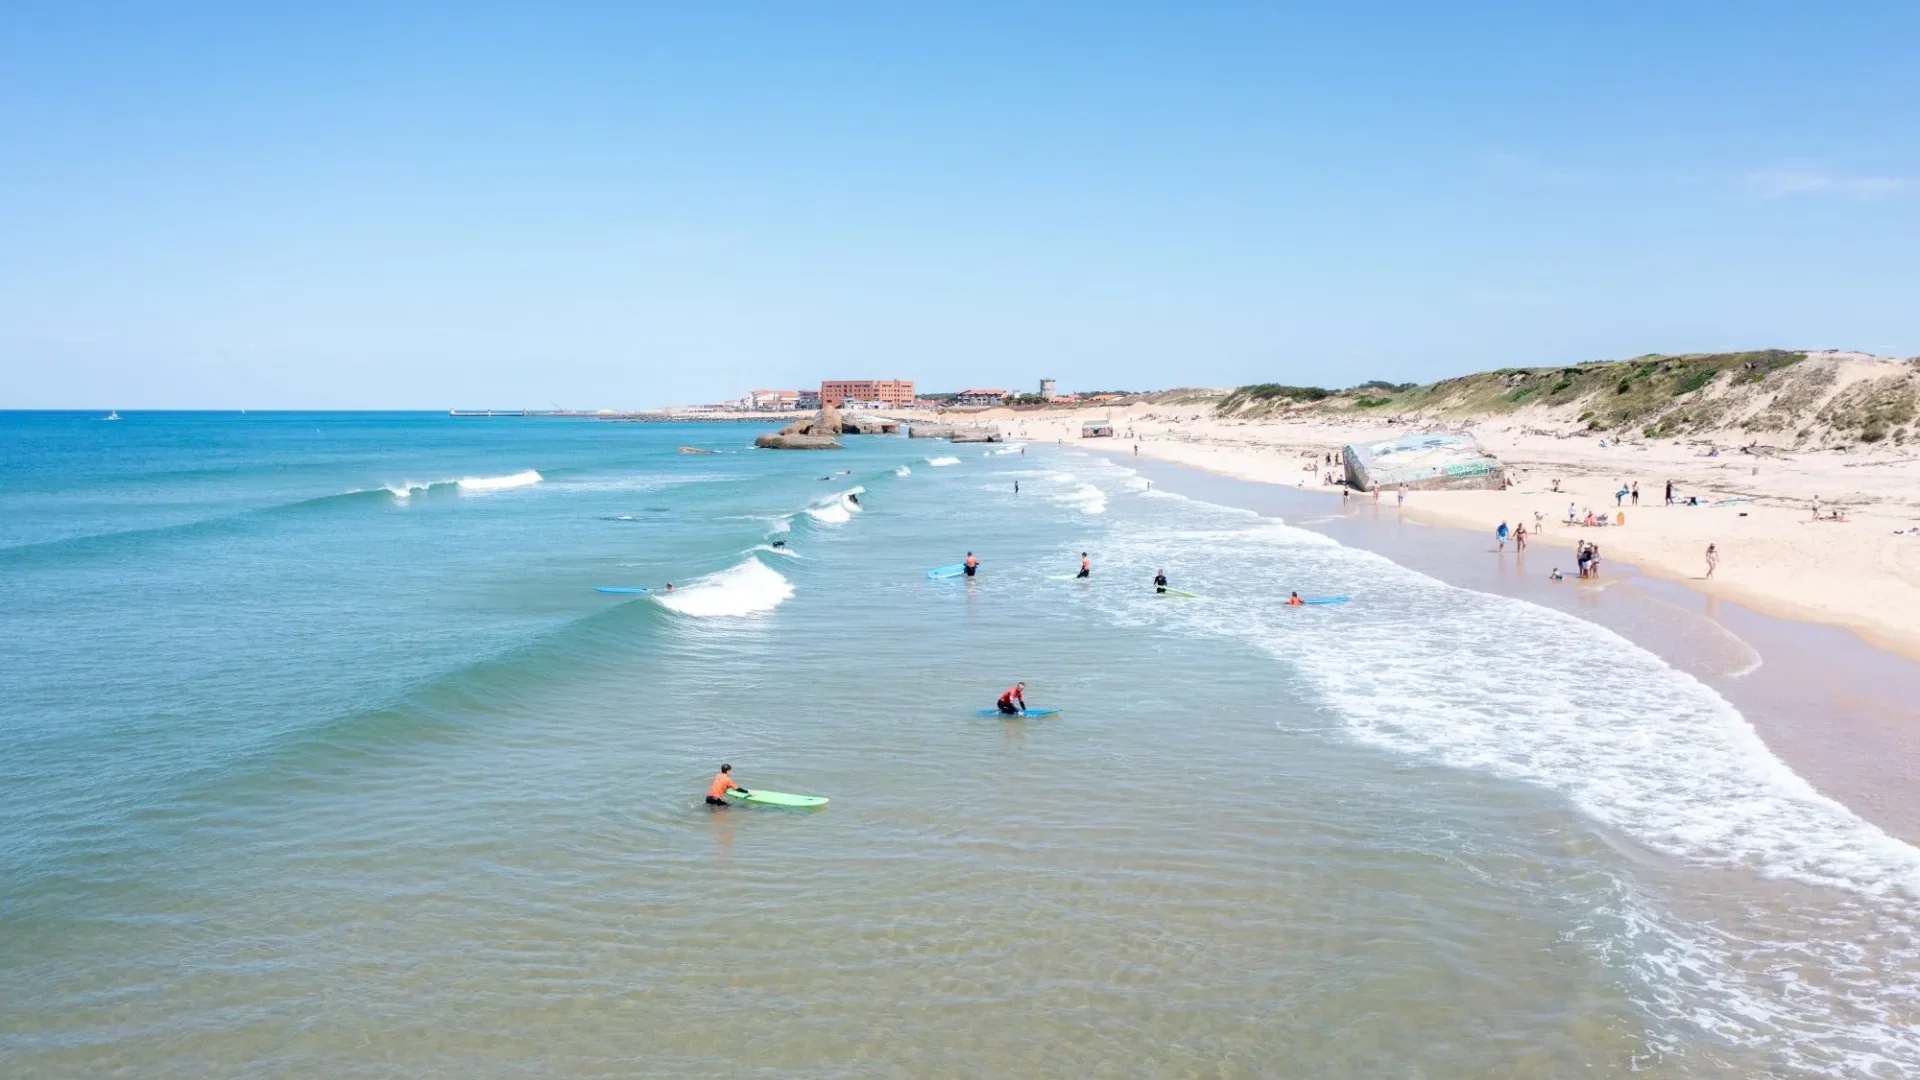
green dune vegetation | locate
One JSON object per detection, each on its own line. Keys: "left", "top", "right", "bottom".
{"left": 1213, "top": 351, "right": 1920, "bottom": 447}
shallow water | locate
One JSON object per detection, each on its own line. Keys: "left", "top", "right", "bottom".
{"left": 2, "top": 413, "right": 1915, "bottom": 1077}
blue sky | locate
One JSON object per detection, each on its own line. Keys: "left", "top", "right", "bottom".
{"left": 2, "top": 2, "right": 1914, "bottom": 408}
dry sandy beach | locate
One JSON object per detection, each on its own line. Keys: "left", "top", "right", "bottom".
{"left": 983, "top": 402, "right": 1920, "bottom": 662}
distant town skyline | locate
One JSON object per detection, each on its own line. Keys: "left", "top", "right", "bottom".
{"left": 2, "top": 4, "right": 1915, "bottom": 408}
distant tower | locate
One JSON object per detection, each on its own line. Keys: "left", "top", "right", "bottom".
{"left": 1039, "top": 377, "right": 1057, "bottom": 401}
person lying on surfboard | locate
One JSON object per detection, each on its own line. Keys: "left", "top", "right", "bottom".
{"left": 707, "top": 764, "right": 748, "bottom": 807}
{"left": 1287, "top": 591, "right": 1305, "bottom": 606}
{"left": 1153, "top": 569, "right": 1168, "bottom": 593}
{"left": 996, "top": 682, "right": 1028, "bottom": 716}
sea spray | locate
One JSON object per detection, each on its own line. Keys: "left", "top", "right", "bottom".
{"left": 655, "top": 558, "right": 794, "bottom": 618}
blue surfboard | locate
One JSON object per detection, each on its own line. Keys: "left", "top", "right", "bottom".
{"left": 975, "top": 707, "right": 1061, "bottom": 718}
{"left": 594, "top": 586, "right": 649, "bottom": 594}
{"left": 927, "top": 564, "right": 966, "bottom": 579}
{"left": 1302, "top": 596, "right": 1348, "bottom": 605}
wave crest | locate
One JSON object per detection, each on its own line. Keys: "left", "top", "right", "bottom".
{"left": 656, "top": 558, "right": 794, "bottom": 618}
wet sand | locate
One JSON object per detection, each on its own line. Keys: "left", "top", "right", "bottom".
{"left": 1123, "top": 456, "right": 1920, "bottom": 847}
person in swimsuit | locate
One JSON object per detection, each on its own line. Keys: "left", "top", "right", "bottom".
{"left": 1287, "top": 591, "right": 1304, "bottom": 606}
{"left": 1705, "top": 542, "right": 1718, "bottom": 579}
{"left": 1077, "top": 552, "right": 1091, "bottom": 578}
{"left": 707, "top": 764, "right": 746, "bottom": 807}
{"left": 997, "top": 682, "right": 1028, "bottom": 715}
{"left": 964, "top": 552, "right": 979, "bottom": 577}
{"left": 1153, "top": 569, "right": 1168, "bottom": 594}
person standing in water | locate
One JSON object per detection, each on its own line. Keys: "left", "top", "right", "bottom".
{"left": 1077, "top": 552, "right": 1091, "bottom": 578}
{"left": 1014, "top": 480, "right": 1020, "bottom": 494}
{"left": 1153, "top": 569, "right": 1168, "bottom": 594}
{"left": 997, "top": 682, "right": 1028, "bottom": 715}
{"left": 1496, "top": 521, "right": 1510, "bottom": 551}
{"left": 1287, "top": 591, "right": 1305, "bottom": 606}
{"left": 707, "top": 764, "right": 746, "bottom": 807}
{"left": 964, "top": 552, "right": 979, "bottom": 578}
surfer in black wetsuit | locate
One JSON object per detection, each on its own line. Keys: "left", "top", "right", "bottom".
{"left": 1153, "top": 569, "right": 1168, "bottom": 594}
{"left": 848, "top": 492, "right": 859, "bottom": 506}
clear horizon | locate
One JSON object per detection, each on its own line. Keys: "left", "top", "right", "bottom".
{"left": 3, "top": 3, "right": 1915, "bottom": 409}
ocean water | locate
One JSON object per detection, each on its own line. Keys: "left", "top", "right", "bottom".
{"left": 2, "top": 412, "right": 1916, "bottom": 1078}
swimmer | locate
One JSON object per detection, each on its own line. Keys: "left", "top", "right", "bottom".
{"left": 1287, "top": 591, "right": 1304, "bottom": 606}
{"left": 706, "top": 764, "right": 746, "bottom": 807}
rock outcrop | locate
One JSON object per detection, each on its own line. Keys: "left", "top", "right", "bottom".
{"left": 676, "top": 446, "right": 716, "bottom": 454}
{"left": 776, "top": 406, "right": 845, "bottom": 438}
{"left": 754, "top": 433, "right": 842, "bottom": 450}
{"left": 909, "top": 424, "right": 956, "bottom": 439}
{"left": 840, "top": 418, "right": 900, "bottom": 435}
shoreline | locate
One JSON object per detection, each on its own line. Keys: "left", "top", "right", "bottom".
{"left": 1098, "top": 449, "right": 1920, "bottom": 848}
{"left": 974, "top": 407, "right": 1920, "bottom": 662}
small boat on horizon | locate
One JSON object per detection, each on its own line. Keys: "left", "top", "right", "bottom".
{"left": 104, "top": 411, "right": 121, "bottom": 421}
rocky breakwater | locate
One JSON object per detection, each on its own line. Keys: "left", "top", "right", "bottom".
{"left": 755, "top": 406, "right": 845, "bottom": 450}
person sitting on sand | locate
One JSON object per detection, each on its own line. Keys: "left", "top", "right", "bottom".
{"left": 707, "top": 764, "right": 747, "bottom": 807}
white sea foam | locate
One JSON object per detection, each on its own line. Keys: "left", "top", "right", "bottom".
{"left": 894, "top": 465, "right": 911, "bottom": 477}
{"left": 382, "top": 481, "right": 433, "bottom": 500}
{"left": 992, "top": 443, "right": 1028, "bottom": 455}
{"left": 1049, "top": 482, "right": 1108, "bottom": 515}
{"left": 768, "top": 516, "right": 793, "bottom": 534}
{"left": 456, "top": 470, "right": 543, "bottom": 493}
{"left": 752, "top": 543, "right": 800, "bottom": 558}
{"left": 1087, "top": 494, "right": 1920, "bottom": 1075}
{"left": 655, "top": 558, "right": 794, "bottom": 618}
{"left": 805, "top": 488, "right": 864, "bottom": 525}
{"left": 925, "top": 456, "right": 960, "bottom": 467}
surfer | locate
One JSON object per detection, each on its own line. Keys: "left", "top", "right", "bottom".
{"left": 707, "top": 764, "right": 747, "bottom": 807}
{"left": 848, "top": 492, "right": 860, "bottom": 506}
{"left": 771, "top": 540, "right": 787, "bottom": 548}
{"left": 1153, "top": 569, "right": 1168, "bottom": 594}
{"left": 1287, "top": 591, "right": 1305, "bottom": 606}
{"left": 663, "top": 583, "right": 675, "bottom": 592}
{"left": 1077, "top": 552, "right": 1091, "bottom": 578}
{"left": 996, "top": 682, "right": 1028, "bottom": 716}
{"left": 964, "top": 552, "right": 979, "bottom": 578}
{"left": 1014, "top": 480, "right": 1019, "bottom": 493}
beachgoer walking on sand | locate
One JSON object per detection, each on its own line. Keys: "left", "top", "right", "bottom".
{"left": 1705, "top": 543, "right": 1718, "bottom": 579}
{"left": 1631, "top": 482, "right": 1640, "bottom": 506}
{"left": 1811, "top": 496, "right": 1820, "bottom": 521}
{"left": 1665, "top": 480, "right": 1674, "bottom": 505}
{"left": 1342, "top": 487, "right": 1350, "bottom": 503}
{"left": 1496, "top": 521, "right": 1509, "bottom": 551}
{"left": 1397, "top": 485, "right": 1406, "bottom": 506}
{"left": 1515, "top": 523, "right": 1527, "bottom": 551}
{"left": 1372, "top": 486, "right": 1379, "bottom": 503}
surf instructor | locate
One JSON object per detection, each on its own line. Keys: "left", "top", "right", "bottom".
{"left": 964, "top": 551, "right": 980, "bottom": 578}
{"left": 707, "top": 764, "right": 747, "bottom": 807}
{"left": 996, "top": 682, "right": 1028, "bottom": 716}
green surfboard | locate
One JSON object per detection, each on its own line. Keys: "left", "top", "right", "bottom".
{"left": 731, "top": 789, "right": 829, "bottom": 808}
{"left": 1157, "top": 587, "right": 1202, "bottom": 599}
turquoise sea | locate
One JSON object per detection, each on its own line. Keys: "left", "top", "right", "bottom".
{"left": 2, "top": 412, "right": 1916, "bottom": 1078}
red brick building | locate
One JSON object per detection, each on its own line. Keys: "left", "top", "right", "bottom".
{"left": 819, "top": 380, "right": 915, "bottom": 408}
